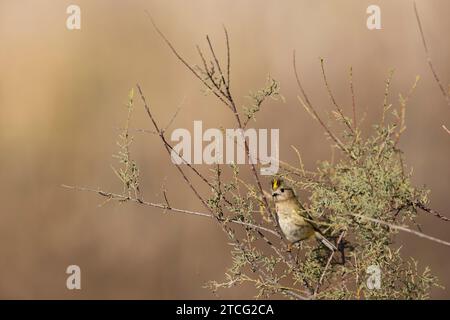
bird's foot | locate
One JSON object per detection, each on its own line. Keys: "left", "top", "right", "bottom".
{"left": 287, "top": 243, "right": 293, "bottom": 252}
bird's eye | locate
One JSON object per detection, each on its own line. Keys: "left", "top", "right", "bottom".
{"left": 280, "top": 188, "right": 285, "bottom": 193}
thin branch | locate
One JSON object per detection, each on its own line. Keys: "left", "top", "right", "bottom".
{"left": 349, "top": 66, "right": 357, "bottom": 130}
{"left": 137, "top": 84, "right": 210, "bottom": 208}
{"left": 162, "top": 187, "right": 171, "bottom": 212}
{"left": 293, "top": 51, "right": 348, "bottom": 154}
{"left": 381, "top": 69, "right": 395, "bottom": 126}
{"left": 162, "top": 96, "right": 184, "bottom": 133}
{"left": 394, "top": 75, "right": 420, "bottom": 146}
{"left": 136, "top": 84, "right": 244, "bottom": 214}
{"left": 196, "top": 45, "right": 232, "bottom": 109}
{"left": 416, "top": 202, "right": 450, "bottom": 222}
{"left": 145, "top": 11, "right": 231, "bottom": 108}
{"left": 206, "top": 35, "right": 228, "bottom": 92}
{"left": 352, "top": 213, "right": 450, "bottom": 247}
{"left": 223, "top": 25, "right": 231, "bottom": 89}
{"left": 442, "top": 124, "right": 450, "bottom": 135}
{"left": 137, "top": 85, "right": 213, "bottom": 189}
{"left": 61, "top": 184, "right": 280, "bottom": 237}
{"left": 314, "top": 231, "right": 346, "bottom": 296}
{"left": 413, "top": 1, "right": 450, "bottom": 107}
{"left": 119, "top": 127, "right": 158, "bottom": 135}
{"left": 320, "top": 58, "right": 354, "bottom": 134}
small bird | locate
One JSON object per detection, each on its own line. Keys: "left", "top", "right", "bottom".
{"left": 271, "top": 178, "right": 336, "bottom": 251}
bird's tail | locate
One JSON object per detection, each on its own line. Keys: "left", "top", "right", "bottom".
{"left": 314, "top": 231, "right": 337, "bottom": 251}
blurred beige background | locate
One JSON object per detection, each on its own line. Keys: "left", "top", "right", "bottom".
{"left": 0, "top": 0, "right": 449, "bottom": 299}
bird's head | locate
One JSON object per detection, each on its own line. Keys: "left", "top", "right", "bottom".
{"left": 271, "top": 178, "right": 295, "bottom": 202}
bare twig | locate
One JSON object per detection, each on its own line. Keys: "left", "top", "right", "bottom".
{"left": 162, "top": 187, "right": 171, "bottom": 211}
{"left": 314, "top": 231, "right": 346, "bottom": 296}
{"left": 352, "top": 213, "right": 450, "bottom": 247}
{"left": 206, "top": 35, "right": 228, "bottom": 91}
{"left": 381, "top": 69, "right": 394, "bottom": 126}
{"left": 223, "top": 25, "right": 231, "bottom": 89}
{"left": 137, "top": 84, "right": 210, "bottom": 209}
{"left": 144, "top": 11, "right": 231, "bottom": 108}
{"left": 293, "top": 51, "right": 349, "bottom": 154}
{"left": 442, "top": 125, "right": 450, "bottom": 135}
{"left": 320, "top": 58, "right": 354, "bottom": 134}
{"left": 416, "top": 202, "right": 450, "bottom": 222}
{"left": 61, "top": 184, "right": 280, "bottom": 237}
{"left": 394, "top": 75, "right": 420, "bottom": 146}
{"left": 349, "top": 66, "right": 357, "bottom": 130}
{"left": 162, "top": 99, "right": 184, "bottom": 134}
{"left": 196, "top": 45, "right": 231, "bottom": 109}
{"left": 413, "top": 1, "right": 449, "bottom": 107}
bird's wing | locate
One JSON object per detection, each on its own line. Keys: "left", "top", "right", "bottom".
{"left": 294, "top": 200, "right": 321, "bottom": 230}
{"left": 294, "top": 200, "right": 314, "bottom": 219}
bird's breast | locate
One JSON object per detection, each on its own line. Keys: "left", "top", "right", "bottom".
{"left": 276, "top": 203, "right": 314, "bottom": 242}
